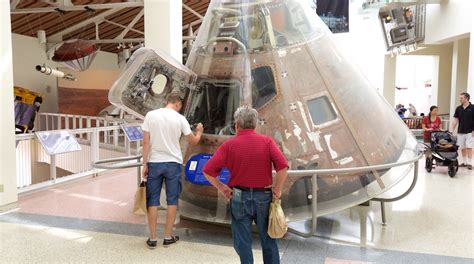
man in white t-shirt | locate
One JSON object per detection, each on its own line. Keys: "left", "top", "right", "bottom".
{"left": 141, "top": 92, "right": 203, "bottom": 249}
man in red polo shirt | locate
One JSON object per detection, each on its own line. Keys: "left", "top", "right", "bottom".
{"left": 203, "top": 106, "right": 288, "bottom": 264}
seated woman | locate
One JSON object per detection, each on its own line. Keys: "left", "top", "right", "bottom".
{"left": 422, "top": 105, "right": 442, "bottom": 143}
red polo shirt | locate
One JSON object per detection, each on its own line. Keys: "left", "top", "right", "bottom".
{"left": 203, "top": 129, "right": 288, "bottom": 188}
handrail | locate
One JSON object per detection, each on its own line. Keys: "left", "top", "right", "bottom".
{"left": 372, "top": 161, "right": 419, "bottom": 225}
{"left": 92, "top": 155, "right": 142, "bottom": 170}
{"left": 16, "top": 122, "right": 143, "bottom": 193}
{"left": 15, "top": 133, "right": 36, "bottom": 140}
{"left": 285, "top": 150, "right": 422, "bottom": 237}
{"left": 283, "top": 152, "right": 422, "bottom": 176}
{"left": 38, "top": 112, "right": 136, "bottom": 123}
{"left": 15, "top": 126, "right": 124, "bottom": 141}
{"left": 91, "top": 155, "right": 143, "bottom": 185}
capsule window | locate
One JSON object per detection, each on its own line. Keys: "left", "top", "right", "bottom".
{"left": 151, "top": 74, "right": 168, "bottom": 95}
{"left": 307, "top": 96, "right": 337, "bottom": 126}
{"left": 251, "top": 66, "right": 277, "bottom": 109}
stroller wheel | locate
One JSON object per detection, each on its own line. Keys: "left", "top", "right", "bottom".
{"left": 425, "top": 158, "right": 433, "bottom": 172}
{"left": 448, "top": 164, "right": 457, "bottom": 178}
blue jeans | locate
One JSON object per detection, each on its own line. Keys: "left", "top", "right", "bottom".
{"left": 146, "top": 162, "right": 182, "bottom": 207}
{"left": 230, "top": 190, "right": 280, "bottom": 264}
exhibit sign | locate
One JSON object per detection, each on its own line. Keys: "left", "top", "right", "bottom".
{"left": 121, "top": 123, "right": 144, "bottom": 142}
{"left": 36, "top": 130, "right": 81, "bottom": 156}
{"left": 185, "top": 154, "right": 230, "bottom": 186}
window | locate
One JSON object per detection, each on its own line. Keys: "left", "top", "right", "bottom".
{"left": 151, "top": 74, "right": 167, "bottom": 95}
{"left": 252, "top": 66, "right": 277, "bottom": 109}
{"left": 185, "top": 79, "right": 240, "bottom": 135}
{"left": 307, "top": 96, "right": 337, "bottom": 126}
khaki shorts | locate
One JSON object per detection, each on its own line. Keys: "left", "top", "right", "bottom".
{"left": 457, "top": 133, "right": 474, "bottom": 149}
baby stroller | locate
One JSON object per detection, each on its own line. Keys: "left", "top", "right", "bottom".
{"left": 425, "top": 131, "right": 459, "bottom": 177}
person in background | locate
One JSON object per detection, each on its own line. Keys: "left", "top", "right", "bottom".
{"left": 422, "top": 105, "right": 441, "bottom": 143}
{"left": 203, "top": 106, "right": 288, "bottom": 264}
{"left": 409, "top": 103, "right": 417, "bottom": 117}
{"left": 396, "top": 104, "right": 407, "bottom": 118}
{"left": 450, "top": 92, "right": 474, "bottom": 170}
{"left": 141, "top": 92, "right": 203, "bottom": 249}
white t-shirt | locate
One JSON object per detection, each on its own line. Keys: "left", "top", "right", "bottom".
{"left": 142, "top": 108, "right": 192, "bottom": 164}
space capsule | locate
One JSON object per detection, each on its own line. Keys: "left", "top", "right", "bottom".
{"left": 109, "top": 0, "right": 418, "bottom": 224}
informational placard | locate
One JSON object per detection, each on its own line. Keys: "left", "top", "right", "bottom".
{"left": 185, "top": 153, "right": 230, "bottom": 186}
{"left": 121, "top": 123, "right": 144, "bottom": 142}
{"left": 35, "top": 130, "right": 81, "bottom": 156}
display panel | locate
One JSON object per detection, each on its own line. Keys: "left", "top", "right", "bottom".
{"left": 121, "top": 124, "right": 144, "bottom": 142}
{"left": 36, "top": 130, "right": 81, "bottom": 156}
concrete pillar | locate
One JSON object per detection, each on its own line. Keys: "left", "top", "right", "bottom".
{"left": 436, "top": 53, "right": 453, "bottom": 116}
{"left": 406, "top": 44, "right": 453, "bottom": 115}
{"left": 383, "top": 55, "right": 397, "bottom": 107}
{"left": 431, "top": 55, "right": 440, "bottom": 109}
{"left": 144, "top": 0, "right": 182, "bottom": 62}
{"left": 450, "top": 39, "right": 470, "bottom": 116}
{"left": 0, "top": 1, "right": 18, "bottom": 211}
{"left": 467, "top": 16, "right": 474, "bottom": 96}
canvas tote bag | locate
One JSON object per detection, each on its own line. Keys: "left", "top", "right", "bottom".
{"left": 133, "top": 181, "right": 147, "bottom": 215}
{"left": 268, "top": 198, "right": 288, "bottom": 238}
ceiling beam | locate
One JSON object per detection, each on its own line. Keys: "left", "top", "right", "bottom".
{"left": 49, "top": 38, "right": 145, "bottom": 44}
{"left": 11, "top": 2, "right": 144, "bottom": 14}
{"left": 48, "top": 8, "right": 121, "bottom": 41}
{"left": 104, "top": 19, "right": 144, "bottom": 36}
{"left": 10, "top": 0, "right": 21, "bottom": 9}
{"left": 39, "top": 0, "right": 60, "bottom": 7}
{"left": 115, "top": 8, "right": 144, "bottom": 39}
{"left": 182, "top": 19, "right": 202, "bottom": 31}
{"left": 49, "top": 36, "right": 195, "bottom": 45}
{"left": 183, "top": 3, "right": 203, "bottom": 19}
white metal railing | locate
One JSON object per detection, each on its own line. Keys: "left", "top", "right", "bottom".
{"left": 36, "top": 113, "right": 129, "bottom": 131}
{"left": 285, "top": 150, "right": 422, "bottom": 237}
{"left": 15, "top": 124, "right": 143, "bottom": 194}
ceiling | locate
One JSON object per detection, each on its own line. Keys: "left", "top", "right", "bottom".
{"left": 10, "top": 0, "right": 210, "bottom": 53}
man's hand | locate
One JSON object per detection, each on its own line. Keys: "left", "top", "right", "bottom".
{"left": 218, "top": 184, "right": 232, "bottom": 200}
{"left": 196, "top": 123, "right": 204, "bottom": 134}
{"left": 141, "top": 164, "right": 148, "bottom": 181}
{"left": 272, "top": 186, "right": 282, "bottom": 200}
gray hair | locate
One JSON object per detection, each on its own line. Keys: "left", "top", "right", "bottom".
{"left": 234, "top": 106, "right": 258, "bottom": 129}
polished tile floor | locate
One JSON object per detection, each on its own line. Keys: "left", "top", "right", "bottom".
{"left": 1, "top": 158, "right": 473, "bottom": 263}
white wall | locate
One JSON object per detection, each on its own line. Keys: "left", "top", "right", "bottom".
{"left": 11, "top": 33, "right": 119, "bottom": 113}
{"left": 1, "top": 0, "right": 18, "bottom": 209}
{"left": 424, "top": 0, "right": 473, "bottom": 44}
{"left": 12, "top": 33, "right": 58, "bottom": 113}
{"left": 58, "top": 69, "right": 120, "bottom": 90}
{"left": 88, "top": 51, "right": 119, "bottom": 71}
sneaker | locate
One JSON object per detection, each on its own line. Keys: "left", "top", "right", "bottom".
{"left": 468, "top": 165, "right": 472, "bottom": 170}
{"left": 146, "top": 238, "right": 157, "bottom": 249}
{"left": 460, "top": 163, "right": 467, "bottom": 167}
{"left": 163, "top": 236, "right": 179, "bottom": 247}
